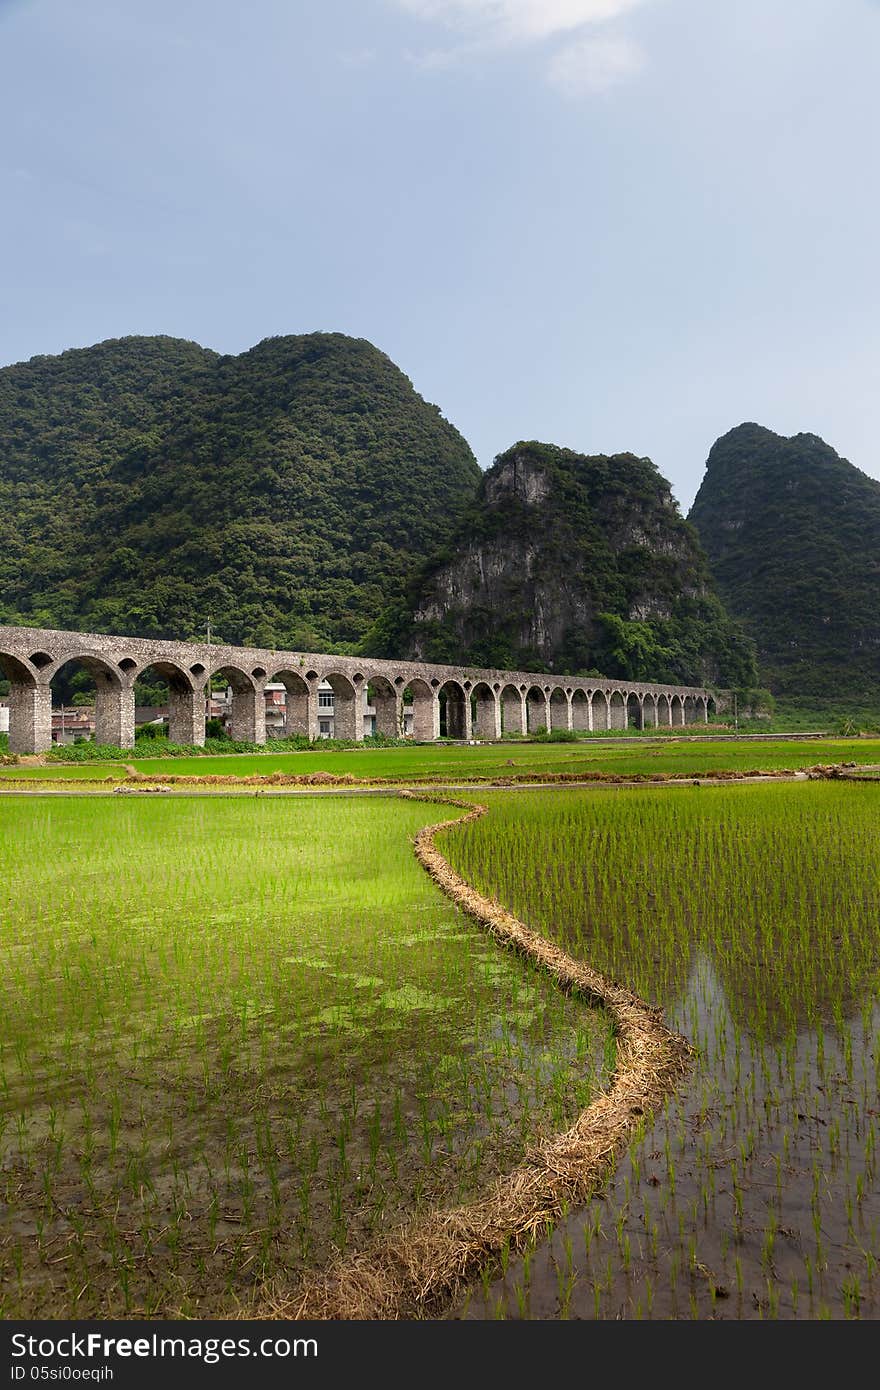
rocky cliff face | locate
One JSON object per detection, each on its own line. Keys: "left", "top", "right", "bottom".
{"left": 373, "top": 441, "right": 756, "bottom": 687}
{"left": 688, "top": 423, "right": 880, "bottom": 700}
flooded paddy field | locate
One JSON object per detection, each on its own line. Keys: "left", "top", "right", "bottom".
{"left": 441, "top": 781, "right": 880, "bottom": 1319}
{"left": 3, "top": 762, "right": 878, "bottom": 1321}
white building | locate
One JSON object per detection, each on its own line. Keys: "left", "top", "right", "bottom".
{"left": 312, "top": 681, "right": 415, "bottom": 739}
{"left": 223, "top": 681, "right": 413, "bottom": 739}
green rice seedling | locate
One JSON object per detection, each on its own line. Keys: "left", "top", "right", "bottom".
{"left": 442, "top": 780, "right": 880, "bottom": 1321}
{"left": 2, "top": 792, "right": 615, "bottom": 1317}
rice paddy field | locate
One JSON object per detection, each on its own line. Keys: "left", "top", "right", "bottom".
{"left": 2, "top": 734, "right": 880, "bottom": 785}
{"left": 440, "top": 780, "right": 880, "bottom": 1319}
{"left": 0, "top": 796, "right": 611, "bottom": 1319}
{"left": 2, "top": 739, "right": 879, "bottom": 1321}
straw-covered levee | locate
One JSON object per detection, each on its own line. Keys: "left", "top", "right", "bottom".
{"left": 260, "top": 791, "right": 692, "bottom": 1320}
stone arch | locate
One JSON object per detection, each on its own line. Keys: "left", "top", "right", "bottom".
{"left": 0, "top": 651, "right": 37, "bottom": 686}
{"left": 670, "top": 693, "right": 684, "bottom": 727}
{"left": 136, "top": 659, "right": 200, "bottom": 745}
{"left": 571, "top": 687, "right": 591, "bottom": 733}
{"left": 210, "top": 662, "right": 257, "bottom": 691}
{"left": 320, "top": 671, "right": 361, "bottom": 742}
{"left": 626, "top": 691, "right": 643, "bottom": 730}
{"left": 684, "top": 693, "right": 700, "bottom": 726}
{"left": 471, "top": 680, "right": 500, "bottom": 741}
{"left": 52, "top": 649, "right": 124, "bottom": 686}
{"left": 549, "top": 686, "right": 570, "bottom": 733}
{"left": 609, "top": 689, "right": 627, "bottom": 731}
{"left": 402, "top": 676, "right": 437, "bottom": 741}
{"left": 365, "top": 673, "right": 401, "bottom": 738}
{"left": 1, "top": 651, "right": 48, "bottom": 755}
{"left": 49, "top": 652, "right": 132, "bottom": 749}
{"left": 706, "top": 695, "right": 716, "bottom": 722}
{"left": 641, "top": 692, "right": 659, "bottom": 729}
{"left": 591, "top": 689, "right": 610, "bottom": 732}
{"left": 268, "top": 668, "right": 313, "bottom": 739}
{"left": 525, "top": 683, "right": 549, "bottom": 735}
{"left": 656, "top": 692, "right": 672, "bottom": 727}
{"left": 439, "top": 679, "right": 469, "bottom": 740}
{"left": 137, "top": 658, "right": 197, "bottom": 693}
{"left": 210, "top": 663, "right": 264, "bottom": 744}
{"left": 500, "top": 682, "right": 525, "bottom": 736}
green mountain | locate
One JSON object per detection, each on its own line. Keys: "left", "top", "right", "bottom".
{"left": 687, "top": 423, "right": 880, "bottom": 702}
{"left": 0, "top": 333, "right": 481, "bottom": 650}
{"left": 368, "top": 441, "right": 757, "bottom": 687}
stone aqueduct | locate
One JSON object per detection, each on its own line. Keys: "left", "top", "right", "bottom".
{"left": 0, "top": 626, "right": 723, "bottom": 756}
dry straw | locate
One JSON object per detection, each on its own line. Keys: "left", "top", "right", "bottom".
{"left": 262, "top": 790, "right": 692, "bottom": 1321}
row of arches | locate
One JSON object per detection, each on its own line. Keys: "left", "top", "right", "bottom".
{"left": 0, "top": 643, "right": 713, "bottom": 754}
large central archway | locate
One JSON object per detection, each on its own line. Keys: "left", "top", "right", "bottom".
{"left": 0, "top": 652, "right": 47, "bottom": 754}
{"left": 549, "top": 687, "right": 570, "bottom": 733}
{"left": 402, "top": 678, "right": 438, "bottom": 741}
{"left": 626, "top": 692, "right": 643, "bottom": 730}
{"left": 571, "top": 689, "right": 591, "bottom": 733}
{"left": 210, "top": 664, "right": 263, "bottom": 743}
{"left": 366, "top": 675, "right": 401, "bottom": 738}
{"left": 471, "top": 681, "right": 500, "bottom": 741}
{"left": 322, "top": 672, "right": 362, "bottom": 741}
{"left": 500, "top": 683, "right": 525, "bottom": 736}
{"left": 267, "top": 669, "right": 313, "bottom": 739}
{"left": 609, "top": 690, "right": 626, "bottom": 730}
{"left": 134, "top": 660, "right": 202, "bottom": 745}
{"left": 439, "top": 680, "right": 469, "bottom": 740}
{"left": 51, "top": 653, "right": 132, "bottom": 748}
{"left": 526, "top": 685, "right": 549, "bottom": 735}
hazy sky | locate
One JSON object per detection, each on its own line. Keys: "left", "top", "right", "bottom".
{"left": 1, "top": 0, "right": 878, "bottom": 510}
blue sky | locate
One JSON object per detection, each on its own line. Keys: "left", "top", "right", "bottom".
{"left": 1, "top": 0, "right": 878, "bottom": 509}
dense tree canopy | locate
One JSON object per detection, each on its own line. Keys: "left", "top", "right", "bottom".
{"left": 688, "top": 424, "right": 880, "bottom": 700}
{"left": 0, "top": 333, "right": 481, "bottom": 651}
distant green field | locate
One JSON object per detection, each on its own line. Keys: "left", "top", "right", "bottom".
{"left": 2, "top": 735, "right": 879, "bottom": 783}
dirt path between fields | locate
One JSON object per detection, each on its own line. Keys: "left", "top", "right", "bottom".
{"left": 260, "top": 790, "right": 692, "bottom": 1321}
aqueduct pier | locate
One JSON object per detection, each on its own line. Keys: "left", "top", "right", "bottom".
{"left": 0, "top": 625, "right": 724, "bottom": 755}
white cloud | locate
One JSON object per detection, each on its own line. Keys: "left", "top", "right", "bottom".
{"left": 393, "top": 0, "right": 648, "bottom": 44}
{"left": 547, "top": 34, "right": 644, "bottom": 94}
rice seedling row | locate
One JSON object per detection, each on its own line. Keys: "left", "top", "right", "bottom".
{"left": 441, "top": 781, "right": 880, "bottom": 1319}
{"left": 0, "top": 796, "right": 612, "bottom": 1318}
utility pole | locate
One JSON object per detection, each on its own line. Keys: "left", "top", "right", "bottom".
{"left": 202, "top": 621, "right": 213, "bottom": 725}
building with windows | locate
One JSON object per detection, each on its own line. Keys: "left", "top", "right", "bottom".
{"left": 216, "top": 681, "right": 413, "bottom": 739}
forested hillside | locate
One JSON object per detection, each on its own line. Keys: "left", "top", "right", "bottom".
{"left": 688, "top": 424, "right": 880, "bottom": 702}
{"left": 368, "top": 441, "right": 757, "bottom": 688}
{"left": 0, "top": 333, "right": 481, "bottom": 650}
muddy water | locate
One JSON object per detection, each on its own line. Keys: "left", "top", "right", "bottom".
{"left": 453, "top": 947, "right": 879, "bottom": 1318}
